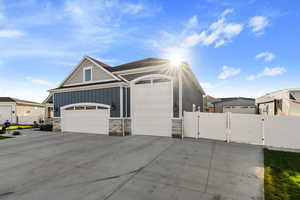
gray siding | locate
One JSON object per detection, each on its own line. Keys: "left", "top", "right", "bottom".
{"left": 214, "top": 99, "right": 255, "bottom": 113}
{"left": 123, "top": 87, "right": 130, "bottom": 117}
{"left": 63, "top": 59, "right": 114, "bottom": 86}
{"left": 54, "top": 87, "right": 120, "bottom": 117}
{"left": 182, "top": 70, "right": 204, "bottom": 113}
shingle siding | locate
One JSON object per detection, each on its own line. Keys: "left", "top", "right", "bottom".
{"left": 53, "top": 87, "right": 120, "bottom": 117}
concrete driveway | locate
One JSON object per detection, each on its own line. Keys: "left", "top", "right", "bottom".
{"left": 0, "top": 131, "right": 264, "bottom": 200}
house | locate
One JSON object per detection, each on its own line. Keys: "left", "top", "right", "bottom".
{"left": 204, "top": 95, "right": 218, "bottom": 112}
{"left": 212, "top": 97, "right": 256, "bottom": 114}
{"left": 256, "top": 88, "right": 300, "bottom": 116}
{"left": 0, "top": 97, "right": 44, "bottom": 124}
{"left": 44, "top": 56, "right": 205, "bottom": 137}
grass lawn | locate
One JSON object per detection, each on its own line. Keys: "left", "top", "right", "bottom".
{"left": 0, "top": 136, "right": 13, "bottom": 140}
{"left": 0, "top": 125, "right": 32, "bottom": 130}
{"left": 264, "top": 149, "right": 300, "bottom": 200}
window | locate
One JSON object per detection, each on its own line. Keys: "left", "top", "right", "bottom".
{"left": 84, "top": 68, "right": 92, "bottom": 82}
{"left": 75, "top": 106, "right": 85, "bottom": 110}
{"left": 86, "top": 106, "right": 96, "bottom": 110}
{"left": 65, "top": 106, "right": 74, "bottom": 110}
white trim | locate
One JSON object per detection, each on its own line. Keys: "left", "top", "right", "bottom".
{"left": 86, "top": 57, "right": 121, "bottom": 81}
{"left": 57, "top": 57, "right": 86, "bottom": 88}
{"left": 63, "top": 78, "right": 117, "bottom": 87}
{"left": 57, "top": 56, "right": 121, "bottom": 89}
{"left": 114, "top": 64, "right": 169, "bottom": 75}
{"left": 120, "top": 86, "right": 123, "bottom": 118}
{"left": 43, "top": 94, "right": 53, "bottom": 104}
{"left": 118, "top": 75, "right": 130, "bottom": 83}
{"left": 83, "top": 66, "right": 93, "bottom": 82}
{"left": 130, "top": 74, "right": 173, "bottom": 85}
{"left": 130, "top": 74, "right": 174, "bottom": 136}
{"left": 49, "top": 82, "right": 127, "bottom": 93}
{"left": 179, "top": 66, "right": 183, "bottom": 118}
{"left": 61, "top": 103, "right": 110, "bottom": 110}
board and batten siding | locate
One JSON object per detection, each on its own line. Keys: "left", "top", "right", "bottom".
{"left": 53, "top": 87, "right": 121, "bottom": 117}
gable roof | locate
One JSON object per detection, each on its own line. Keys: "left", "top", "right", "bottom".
{"left": 57, "top": 56, "right": 121, "bottom": 88}
{"left": 212, "top": 97, "right": 255, "bottom": 104}
{"left": 52, "top": 56, "right": 205, "bottom": 95}
{"left": 110, "top": 58, "right": 169, "bottom": 72}
{"left": 0, "top": 97, "right": 43, "bottom": 107}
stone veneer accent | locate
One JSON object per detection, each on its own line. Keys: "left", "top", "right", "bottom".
{"left": 124, "top": 118, "right": 131, "bottom": 136}
{"left": 53, "top": 118, "right": 61, "bottom": 132}
{"left": 172, "top": 118, "right": 183, "bottom": 138}
{"left": 109, "top": 118, "right": 132, "bottom": 136}
{"left": 49, "top": 117, "right": 131, "bottom": 136}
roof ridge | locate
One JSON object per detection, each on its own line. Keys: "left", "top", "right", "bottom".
{"left": 114, "top": 57, "right": 168, "bottom": 68}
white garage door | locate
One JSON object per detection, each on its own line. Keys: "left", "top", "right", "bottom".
{"left": 0, "top": 106, "right": 12, "bottom": 124}
{"left": 61, "top": 103, "right": 109, "bottom": 134}
{"left": 132, "top": 77, "right": 172, "bottom": 136}
{"left": 223, "top": 106, "right": 256, "bottom": 114}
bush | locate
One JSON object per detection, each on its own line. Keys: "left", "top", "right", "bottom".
{"left": 0, "top": 130, "right": 5, "bottom": 134}
{"left": 40, "top": 124, "right": 53, "bottom": 131}
{"left": 12, "top": 131, "right": 21, "bottom": 136}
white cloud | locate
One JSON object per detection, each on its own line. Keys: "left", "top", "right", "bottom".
{"left": 249, "top": 16, "right": 269, "bottom": 34}
{"left": 218, "top": 65, "right": 241, "bottom": 79}
{"left": 247, "top": 67, "right": 286, "bottom": 80}
{"left": 188, "top": 14, "right": 243, "bottom": 48}
{"left": 255, "top": 52, "right": 275, "bottom": 61}
{"left": 0, "top": 30, "right": 25, "bottom": 38}
{"left": 186, "top": 15, "right": 198, "bottom": 29}
{"left": 153, "top": 9, "right": 244, "bottom": 60}
{"left": 201, "top": 82, "right": 216, "bottom": 89}
{"left": 26, "top": 77, "right": 55, "bottom": 86}
{"left": 123, "top": 3, "right": 144, "bottom": 14}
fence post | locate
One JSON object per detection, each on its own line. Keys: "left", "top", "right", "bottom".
{"left": 197, "top": 110, "right": 200, "bottom": 139}
{"left": 261, "top": 117, "right": 265, "bottom": 146}
{"left": 226, "top": 112, "right": 231, "bottom": 143}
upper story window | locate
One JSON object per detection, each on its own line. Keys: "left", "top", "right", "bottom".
{"left": 84, "top": 67, "right": 92, "bottom": 82}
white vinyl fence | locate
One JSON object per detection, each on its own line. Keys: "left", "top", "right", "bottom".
{"left": 184, "top": 111, "right": 300, "bottom": 149}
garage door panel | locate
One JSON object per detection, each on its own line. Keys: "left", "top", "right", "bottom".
{"left": 132, "top": 80, "right": 172, "bottom": 137}
{"left": 61, "top": 108, "right": 109, "bottom": 135}
{"left": 0, "top": 106, "right": 12, "bottom": 124}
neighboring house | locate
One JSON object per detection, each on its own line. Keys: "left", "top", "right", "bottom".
{"left": 256, "top": 88, "right": 300, "bottom": 116}
{"left": 212, "top": 97, "right": 256, "bottom": 114}
{"left": 204, "top": 95, "right": 218, "bottom": 112}
{"left": 44, "top": 56, "right": 205, "bottom": 137}
{"left": 0, "top": 97, "right": 44, "bottom": 124}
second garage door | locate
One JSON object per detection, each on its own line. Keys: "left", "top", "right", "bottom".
{"left": 61, "top": 103, "right": 109, "bottom": 134}
{"left": 131, "top": 77, "right": 173, "bottom": 136}
{"left": 0, "top": 106, "right": 12, "bottom": 124}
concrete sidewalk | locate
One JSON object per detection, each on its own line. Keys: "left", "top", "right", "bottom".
{"left": 0, "top": 132, "right": 264, "bottom": 200}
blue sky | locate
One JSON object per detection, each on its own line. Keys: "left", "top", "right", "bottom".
{"left": 0, "top": 0, "right": 299, "bottom": 102}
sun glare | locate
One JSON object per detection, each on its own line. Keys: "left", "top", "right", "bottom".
{"left": 169, "top": 55, "right": 184, "bottom": 67}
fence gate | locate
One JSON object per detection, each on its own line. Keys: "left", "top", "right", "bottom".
{"left": 184, "top": 111, "right": 300, "bottom": 149}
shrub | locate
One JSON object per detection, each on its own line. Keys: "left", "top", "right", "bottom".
{"left": 40, "top": 124, "right": 53, "bottom": 131}
{"left": 12, "top": 131, "right": 21, "bottom": 136}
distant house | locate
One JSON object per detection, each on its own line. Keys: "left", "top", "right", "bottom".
{"left": 204, "top": 95, "right": 218, "bottom": 112}
{"left": 0, "top": 97, "right": 44, "bottom": 124}
{"left": 212, "top": 97, "right": 256, "bottom": 114}
{"left": 44, "top": 56, "right": 205, "bottom": 137}
{"left": 256, "top": 88, "right": 300, "bottom": 116}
